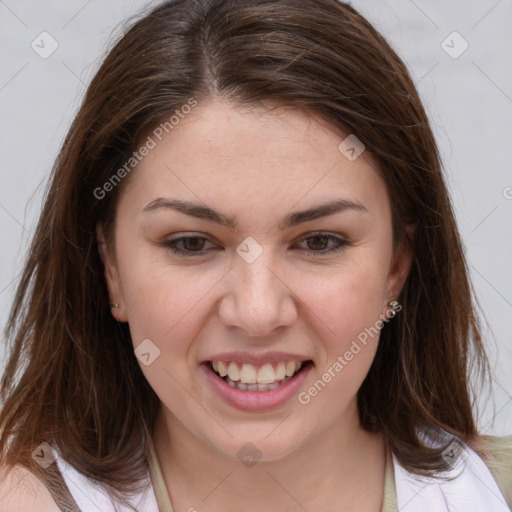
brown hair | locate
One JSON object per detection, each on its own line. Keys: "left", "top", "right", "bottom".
{"left": 0, "top": 0, "right": 492, "bottom": 505}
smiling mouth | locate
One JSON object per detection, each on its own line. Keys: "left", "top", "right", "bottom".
{"left": 207, "top": 360, "right": 313, "bottom": 392}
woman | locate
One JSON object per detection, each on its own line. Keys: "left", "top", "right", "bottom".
{"left": 1, "top": 0, "right": 511, "bottom": 510}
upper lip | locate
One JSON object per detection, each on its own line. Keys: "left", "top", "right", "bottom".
{"left": 203, "top": 351, "right": 312, "bottom": 365}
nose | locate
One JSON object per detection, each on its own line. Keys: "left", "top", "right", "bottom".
{"left": 217, "top": 251, "right": 298, "bottom": 338}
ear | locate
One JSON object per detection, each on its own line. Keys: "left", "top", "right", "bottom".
{"left": 96, "top": 223, "right": 128, "bottom": 322}
{"left": 383, "top": 224, "right": 415, "bottom": 311}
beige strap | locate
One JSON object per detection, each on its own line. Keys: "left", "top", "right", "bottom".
{"left": 382, "top": 440, "right": 398, "bottom": 512}
{"left": 31, "top": 459, "right": 82, "bottom": 512}
{"left": 146, "top": 433, "right": 175, "bottom": 512}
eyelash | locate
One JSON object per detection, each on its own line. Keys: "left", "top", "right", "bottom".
{"left": 160, "top": 232, "right": 349, "bottom": 258}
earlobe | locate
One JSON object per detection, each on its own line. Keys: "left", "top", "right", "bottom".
{"left": 96, "top": 223, "right": 127, "bottom": 322}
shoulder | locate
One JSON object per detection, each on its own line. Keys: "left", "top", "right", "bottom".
{"left": 480, "top": 434, "right": 512, "bottom": 506}
{"left": 392, "top": 428, "right": 512, "bottom": 511}
{"left": 0, "top": 464, "right": 61, "bottom": 512}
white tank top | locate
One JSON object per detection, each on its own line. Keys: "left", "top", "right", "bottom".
{"left": 56, "top": 456, "right": 160, "bottom": 512}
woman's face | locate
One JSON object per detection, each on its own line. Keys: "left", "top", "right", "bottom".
{"left": 100, "top": 98, "right": 411, "bottom": 461}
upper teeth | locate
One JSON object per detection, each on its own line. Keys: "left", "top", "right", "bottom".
{"left": 212, "top": 361, "right": 303, "bottom": 384}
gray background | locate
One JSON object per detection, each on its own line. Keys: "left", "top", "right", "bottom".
{"left": 0, "top": 0, "right": 511, "bottom": 436}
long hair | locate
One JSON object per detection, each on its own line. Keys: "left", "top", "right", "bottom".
{"left": 0, "top": 0, "right": 491, "bottom": 504}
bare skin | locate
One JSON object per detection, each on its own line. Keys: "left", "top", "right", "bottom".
{"left": 100, "top": 98, "right": 412, "bottom": 511}
{"left": 0, "top": 466, "right": 61, "bottom": 512}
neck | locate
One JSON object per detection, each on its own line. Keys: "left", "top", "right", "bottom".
{"left": 153, "top": 400, "right": 386, "bottom": 512}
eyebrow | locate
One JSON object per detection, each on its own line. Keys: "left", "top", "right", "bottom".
{"left": 142, "top": 197, "right": 368, "bottom": 230}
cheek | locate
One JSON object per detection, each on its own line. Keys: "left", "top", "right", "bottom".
{"left": 118, "top": 262, "right": 222, "bottom": 415}
{"left": 300, "top": 257, "right": 389, "bottom": 344}
{"left": 121, "top": 263, "right": 220, "bottom": 345}
{"left": 297, "top": 264, "right": 387, "bottom": 414}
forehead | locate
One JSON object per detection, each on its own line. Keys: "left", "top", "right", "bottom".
{"left": 119, "top": 99, "right": 389, "bottom": 220}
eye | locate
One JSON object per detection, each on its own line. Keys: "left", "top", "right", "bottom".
{"left": 161, "top": 235, "right": 216, "bottom": 257}
{"left": 294, "top": 232, "right": 349, "bottom": 256}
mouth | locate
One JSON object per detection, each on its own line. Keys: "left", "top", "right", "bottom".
{"left": 208, "top": 360, "right": 310, "bottom": 391}
{"left": 199, "top": 358, "right": 314, "bottom": 411}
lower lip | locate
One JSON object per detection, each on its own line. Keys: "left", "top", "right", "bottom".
{"left": 200, "top": 361, "right": 313, "bottom": 412}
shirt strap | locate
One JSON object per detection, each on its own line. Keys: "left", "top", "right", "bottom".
{"left": 33, "top": 460, "right": 83, "bottom": 512}
{"left": 146, "top": 432, "right": 175, "bottom": 512}
{"left": 382, "top": 439, "right": 398, "bottom": 512}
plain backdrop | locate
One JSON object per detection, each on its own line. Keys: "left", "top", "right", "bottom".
{"left": 0, "top": 0, "right": 511, "bottom": 436}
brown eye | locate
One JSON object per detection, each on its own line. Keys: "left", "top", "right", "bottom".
{"left": 296, "top": 233, "right": 348, "bottom": 257}
{"left": 306, "top": 235, "right": 330, "bottom": 251}
{"left": 182, "top": 237, "right": 206, "bottom": 251}
{"left": 162, "top": 235, "right": 215, "bottom": 256}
